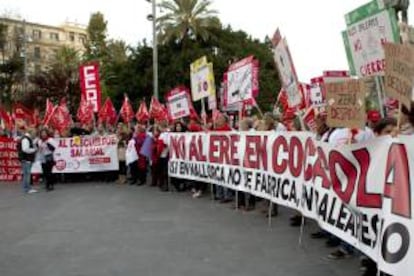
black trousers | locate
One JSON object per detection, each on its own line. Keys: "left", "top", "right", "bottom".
{"left": 151, "top": 158, "right": 168, "bottom": 189}
{"left": 41, "top": 161, "right": 55, "bottom": 190}
{"left": 129, "top": 161, "right": 147, "bottom": 185}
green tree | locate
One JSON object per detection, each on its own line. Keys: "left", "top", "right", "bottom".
{"left": 0, "top": 23, "right": 24, "bottom": 108}
{"left": 85, "top": 12, "right": 108, "bottom": 61}
{"left": 157, "top": 0, "right": 221, "bottom": 44}
{"left": 113, "top": 26, "right": 280, "bottom": 112}
{"left": 28, "top": 46, "right": 81, "bottom": 111}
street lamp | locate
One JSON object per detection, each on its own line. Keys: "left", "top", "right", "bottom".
{"left": 146, "top": 0, "right": 158, "bottom": 100}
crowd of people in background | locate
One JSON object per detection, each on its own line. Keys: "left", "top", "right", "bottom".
{"left": 1, "top": 100, "right": 414, "bottom": 276}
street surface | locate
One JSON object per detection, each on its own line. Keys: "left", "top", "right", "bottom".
{"left": 0, "top": 182, "right": 359, "bottom": 276}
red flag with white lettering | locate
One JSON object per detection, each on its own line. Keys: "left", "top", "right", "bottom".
{"left": 149, "top": 97, "right": 167, "bottom": 121}
{"left": 136, "top": 101, "right": 150, "bottom": 123}
{"left": 79, "top": 62, "right": 102, "bottom": 113}
{"left": 98, "top": 98, "right": 117, "bottom": 125}
{"left": 50, "top": 101, "right": 72, "bottom": 134}
{"left": 0, "top": 107, "right": 13, "bottom": 130}
{"left": 43, "top": 99, "right": 55, "bottom": 126}
{"left": 120, "top": 95, "right": 134, "bottom": 123}
{"left": 13, "top": 103, "right": 34, "bottom": 125}
{"left": 77, "top": 96, "right": 95, "bottom": 125}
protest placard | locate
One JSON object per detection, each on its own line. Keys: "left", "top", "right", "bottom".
{"left": 190, "top": 57, "right": 216, "bottom": 101}
{"left": 384, "top": 42, "right": 414, "bottom": 109}
{"left": 166, "top": 86, "right": 191, "bottom": 120}
{"left": 342, "top": 3, "right": 400, "bottom": 77}
{"left": 223, "top": 56, "right": 259, "bottom": 107}
{"left": 326, "top": 79, "right": 366, "bottom": 129}
{"left": 272, "top": 32, "right": 301, "bottom": 107}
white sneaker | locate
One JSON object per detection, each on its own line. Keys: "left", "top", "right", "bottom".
{"left": 27, "top": 189, "right": 38, "bottom": 194}
{"left": 194, "top": 191, "right": 202, "bottom": 198}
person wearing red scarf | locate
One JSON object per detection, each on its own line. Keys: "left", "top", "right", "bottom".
{"left": 214, "top": 114, "right": 232, "bottom": 132}
{"left": 133, "top": 122, "right": 148, "bottom": 185}
{"left": 187, "top": 115, "right": 203, "bottom": 132}
{"left": 151, "top": 126, "right": 168, "bottom": 191}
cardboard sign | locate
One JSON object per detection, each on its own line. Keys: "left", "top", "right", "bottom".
{"left": 326, "top": 79, "right": 366, "bottom": 129}
{"left": 342, "top": 4, "right": 400, "bottom": 77}
{"left": 166, "top": 87, "right": 191, "bottom": 120}
{"left": 384, "top": 43, "right": 414, "bottom": 109}
{"left": 190, "top": 57, "right": 216, "bottom": 101}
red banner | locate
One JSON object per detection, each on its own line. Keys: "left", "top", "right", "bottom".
{"left": 79, "top": 62, "right": 102, "bottom": 113}
{"left": 0, "top": 137, "right": 21, "bottom": 182}
{"left": 43, "top": 99, "right": 55, "bottom": 126}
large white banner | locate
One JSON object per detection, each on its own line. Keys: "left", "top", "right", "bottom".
{"left": 52, "top": 135, "right": 119, "bottom": 173}
{"left": 342, "top": 4, "right": 399, "bottom": 77}
{"left": 169, "top": 132, "right": 414, "bottom": 276}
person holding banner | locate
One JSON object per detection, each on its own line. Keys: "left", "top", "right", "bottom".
{"left": 126, "top": 132, "right": 139, "bottom": 185}
{"left": 400, "top": 102, "right": 414, "bottom": 135}
{"left": 134, "top": 123, "right": 148, "bottom": 186}
{"left": 36, "top": 129, "right": 57, "bottom": 191}
{"left": 151, "top": 126, "right": 168, "bottom": 191}
{"left": 214, "top": 114, "right": 234, "bottom": 203}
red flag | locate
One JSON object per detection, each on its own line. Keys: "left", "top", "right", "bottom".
{"left": 120, "top": 95, "right": 134, "bottom": 123}
{"left": 50, "top": 101, "right": 72, "bottom": 134}
{"left": 0, "top": 107, "right": 13, "bottom": 130}
{"left": 98, "top": 98, "right": 117, "bottom": 125}
{"left": 77, "top": 96, "right": 94, "bottom": 125}
{"left": 135, "top": 101, "right": 150, "bottom": 123}
{"left": 13, "top": 103, "right": 34, "bottom": 125}
{"left": 149, "top": 97, "right": 167, "bottom": 121}
{"left": 43, "top": 99, "right": 55, "bottom": 126}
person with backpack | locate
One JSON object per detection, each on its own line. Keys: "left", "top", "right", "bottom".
{"left": 18, "top": 127, "right": 38, "bottom": 194}
{"left": 36, "top": 129, "right": 57, "bottom": 191}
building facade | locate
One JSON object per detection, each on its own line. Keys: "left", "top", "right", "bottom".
{"left": 0, "top": 17, "right": 87, "bottom": 74}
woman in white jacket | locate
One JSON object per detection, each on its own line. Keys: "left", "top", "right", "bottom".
{"left": 36, "top": 129, "right": 57, "bottom": 191}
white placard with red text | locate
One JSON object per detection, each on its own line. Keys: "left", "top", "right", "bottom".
{"left": 79, "top": 62, "right": 102, "bottom": 113}
{"left": 166, "top": 87, "right": 191, "bottom": 120}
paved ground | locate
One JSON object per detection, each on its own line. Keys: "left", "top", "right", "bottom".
{"left": 0, "top": 182, "right": 360, "bottom": 276}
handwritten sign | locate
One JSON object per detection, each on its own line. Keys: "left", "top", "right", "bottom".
{"left": 326, "top": 79, "right": 366, "bottom": 129}
{"left": 384, "top": 43, "right": 414, "bottom": 109}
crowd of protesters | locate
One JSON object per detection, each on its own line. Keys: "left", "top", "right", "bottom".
{"left": 1, "top": 100, "right": 414, "bottom": 276}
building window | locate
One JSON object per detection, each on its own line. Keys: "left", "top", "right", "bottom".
{"left": 34, "top": 47, "right": 41, "bottom": 59}
{"left": 32, "top": 30, "right": 42, "bottom": 40}
{"left": 69, "top": 32, "right": 75, "bottom": 42}
{"left": 79, "top": 34, "right": 86, "bottom": 44}
{"left": 50, "top": 32, "right": 59, "bottom": 41}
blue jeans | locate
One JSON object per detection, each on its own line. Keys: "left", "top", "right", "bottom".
{"left": 21, "top": 161, "right": 33, "bottom": 193}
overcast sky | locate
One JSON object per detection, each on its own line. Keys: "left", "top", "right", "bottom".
{"left": 3, "top": 0, "right": 413, "bottom": 81}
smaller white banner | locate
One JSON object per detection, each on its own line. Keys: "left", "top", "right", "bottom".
{"left": 167, "top": 90, "right": 191, "bottom": 120}
{"left": 52, "top": 135, "right": 119, "bottom": 173}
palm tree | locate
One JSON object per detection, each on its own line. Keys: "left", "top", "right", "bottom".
{"left": 157, "top": 0, "right": 221, "bottom": 44}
